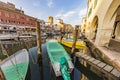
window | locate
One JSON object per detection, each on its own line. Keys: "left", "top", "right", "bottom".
{"left": 22, "top": 22, "right": 24, "bottom": 24}
{"left": 6, "top": 19, "right": 10, "bottom": 23}
{"left": 26, "top": 18, "right": 29, "bottom": 21}
{"left": 5, "top": 12, "right": 9, "bottom": 17}
{"left": 4, "top": 27, "right": 7, "bottom": 29}
{"left": 13, "top": 21, "right": 16, "bottom": 23}
{"left": 11, "top": 13, "right": 14, "bottom": 18}
{"left": 11, "top": 21, "right": 13, "bottom": 23}
{"left": 94, "top": 0, "right": 97, "bottom": 8}
{"left": 18, "top": 21, "right": 20, "bottom": 24}
{"left": 0, "top": 18, "right": 3, "bottom": 22}
{"left": 88, "top": 8, "right": 92, "bottom": 17}
{"left": 0, "top": 12, "right": 1, "bottom": 16}
{"left": 16, "top": 15, "right": 20, "bottom": 19}
{"left": 29, "top": 18, "right": 32, "bottom": 21}
{"left": 21, "top": 16, "right": 24, "bottom": 20}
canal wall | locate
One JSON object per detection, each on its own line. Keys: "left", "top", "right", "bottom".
{"left": 0, "top": 40, "right": 37, "bottom": 60}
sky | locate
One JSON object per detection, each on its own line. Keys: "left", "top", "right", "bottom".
{"left": 0, "top": 0, "right": 87, "bottom": 26}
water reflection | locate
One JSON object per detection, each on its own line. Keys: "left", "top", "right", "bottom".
{"left": 0, "top": 43, "right": 103, "bottom": 80}
{"left": 75, "top": 60, "right": 102, "bottom": 80}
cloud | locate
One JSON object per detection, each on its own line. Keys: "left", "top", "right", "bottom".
{"left": 33, "top": 1, "right": 40, "bottom": 7}
{"left": 78, "top": 8, "right": 87, "bottom": 16}
{"left": 0, "top": 0, "right": 11, "bottom": 2}
{"left": 55, "top": 7, "right": 87, "bottom": 26}
{"left": 55, "top": 10, "right": 77, "bottom": 26}
{"left": 47, "top": 0, "right": 53, "bottom": 8}
{"left": 55, "top": 10, "right": 76, "bottom": 18}
{"left": 63, "top": 11, "right": 76, "bottom": 17}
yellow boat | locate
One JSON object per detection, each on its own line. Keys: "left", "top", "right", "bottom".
{"left": 58, "top": 38, "right": 86, "bottom": 50}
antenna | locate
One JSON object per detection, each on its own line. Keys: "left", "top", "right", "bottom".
{"left": 20, "top": 7, "right": 22, "bottom": 10}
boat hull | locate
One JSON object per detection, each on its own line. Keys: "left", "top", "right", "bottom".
{"left": 46, "top": 40, "right": 74, "bottom": 77}
{"left": 0, "top": 49, "right": 29, "bottom": 80}
{"left": 58, "top": 38, "right": 86, "bottom": 50}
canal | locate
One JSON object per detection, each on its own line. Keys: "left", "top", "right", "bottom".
{"left": 42, "top": 43, "right": 102, "bottom": 80}
{"left": 0, "top": 41, "right": 102, "bottom": 80}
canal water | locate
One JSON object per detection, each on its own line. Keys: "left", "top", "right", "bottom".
{"left": 42, "top": 44, "right": 102, "bottom": 80}
{"left": 0, "top": 41, "right": 102, "bottom": 80}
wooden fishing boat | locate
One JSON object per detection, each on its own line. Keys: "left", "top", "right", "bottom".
{"left": 0, "top": 49, "right": 29, "bottom": 80}
{"left": 46, "top": 40, "right": 74, "bottom": 78}
{"left": 58, "top": 38, "right": 86, "bottom": 50}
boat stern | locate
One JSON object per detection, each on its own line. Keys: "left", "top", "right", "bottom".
{"left": 52, "top": 60, "right": 74, "bottom": 77}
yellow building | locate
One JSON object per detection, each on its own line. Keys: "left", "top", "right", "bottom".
{"left": 65, "top": 24, "right": 73, "bottom": 33}
{"left": 48, "top": 16, "right": 53, "bottom": 24}
{"left": 81, "top": 17, "right": 87, "bottom": 33}
{"left": 80, "top": 0, "right": 120, "bottom": 72}
{"left": 83, "top": 0, "right": 120, "bottom": 46}
{"left": 54, "top": 18, "right": 64, "bottom": 30}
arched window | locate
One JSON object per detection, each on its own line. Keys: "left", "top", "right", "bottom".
{"left": 91, "top": 16, "right": 98, "bottom": 41}
{"left": 112, "top": 6, "right": 120, "bottom": 40}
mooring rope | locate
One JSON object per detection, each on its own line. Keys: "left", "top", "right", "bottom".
{"left": 22, "top": 39, "right": 37, "bottom": 64}
{"left": 0, "top": 41, "right": 24, "bottom": 80}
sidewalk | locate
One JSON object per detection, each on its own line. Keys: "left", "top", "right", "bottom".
{"left": 82, "top": 33, "right": 120, "bottom": 71}
{"left": 98, "top": 46, "right": 120, "bottom": 71}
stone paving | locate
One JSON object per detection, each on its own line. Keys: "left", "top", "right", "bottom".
{"left": 98, "top": 46, "right": 120, "bottom": 71}
{"left": 109, "top": 39, "right": 120, "bottom": 52}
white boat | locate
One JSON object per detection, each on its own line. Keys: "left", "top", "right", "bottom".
{"left": 0, "top": 49, "right": 29, "bottom": 80}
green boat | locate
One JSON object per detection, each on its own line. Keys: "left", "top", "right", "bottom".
{"left": 0, "top": 49, "right": 29, "bottom": 80}
{"left": 46, "top": 40, "right": 74, "bottom": 80}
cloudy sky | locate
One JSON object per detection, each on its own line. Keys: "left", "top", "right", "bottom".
{"left": 1, "top": 0, "right": 87, "bottom": 26}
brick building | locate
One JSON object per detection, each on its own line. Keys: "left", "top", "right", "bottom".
{"left": 0, "top": 1, "right": 36, "bottom": 28}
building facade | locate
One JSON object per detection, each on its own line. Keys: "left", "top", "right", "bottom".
{"left": 0, "top": 1, "right": 36, "bottom": 28}
{"left": 81, "top": 17, "right": 86, "bottom": 33}
{"left": 82, "top": 0, "right": 120, "bottom": 47}
{"left": 80, "top": 0, "right": 120, "bottom": 71}
{"left": 48, "top": 16, "right": 53, "bottom": 24}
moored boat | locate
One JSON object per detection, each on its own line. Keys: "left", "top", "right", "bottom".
{"left": 58, "top": 38, "right": 86, "bottom": 50}
{"left": 46, "top": 40, "right": 74, "bottom": 80}
{"left": 0, "top": 49, "right": 29, "bottom": 80}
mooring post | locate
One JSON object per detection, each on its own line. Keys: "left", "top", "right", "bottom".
{"left": 71, "top": 25, "right": 79, "bottom": 54}
{"left": 60, "top": 27, "right": 63, "bottom": 42}
{"left": 71, "top": 25, "right": 79, "bottom": 80}
{"left": 36, "top": 20, "right": 42, "bottom": 63}
{"left": 36, "top": 20, "right": 43, "bottom": 80}
{"left": 0, "top": 68, "right": 5, "bottom": 80}
{"left": 66, "top": 27, "right": 69, "bottom": 39}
